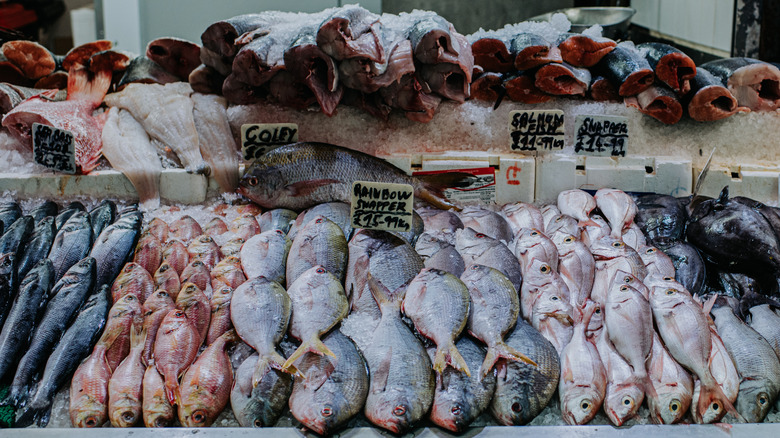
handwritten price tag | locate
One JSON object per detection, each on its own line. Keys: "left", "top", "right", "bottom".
{"left": 351, "top": 181, "right": 414, "bottom": 232}
{"left": 241, "top": 123, "right": 298, "bottom": 161}
{"left": 509, "top": 110, "right": 565, "bottom": 153}
{"left": 32, "top": 123, "right": 76, "bottom": 174}
{"left": 574, "top": 115, "right": 629, "bottom": 157}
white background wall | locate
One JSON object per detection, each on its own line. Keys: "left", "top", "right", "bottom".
{"left": 632, "top": 0, "right": 733, "bottom": 54}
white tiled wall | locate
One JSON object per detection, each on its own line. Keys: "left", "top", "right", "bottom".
{"left": 632, "top": 0, "right": 734, "bottom": 53}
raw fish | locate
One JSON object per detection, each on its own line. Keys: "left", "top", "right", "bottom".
{"left": 191, "top": 93, "right": 239, "bottom": 193}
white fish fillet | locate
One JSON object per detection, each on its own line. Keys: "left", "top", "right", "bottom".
{"left": 104, "top": 83, "right": 208, "bottom": 174}
{"left": 191, "top": 93, "right": 240, "bottom": 192}
{"left": 101, "top": 107, "right": 162, "bottom": 209}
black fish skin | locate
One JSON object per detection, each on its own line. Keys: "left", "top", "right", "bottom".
{"left": 28, "top": 201, "right": 58, "bottom": 224}
{"left": 14, "top": 284, "right": 110, "bottom": 428}
{"left": 89, "top": 200, "right": 117, "bottom": 242}
{"left": 54, "top": 202, "right": 86, "bottom": 230}
{"left": 90, "top": 210, "right": 143, "bottom": 288}
{"left": 0, "top": 252, "right": 17, "bottom": 330}
{"left": 634, "top": 194, "right": 687, "bottom": 246}
{"left": 0, "top": 259, "right": 54, "bottom": 381}
{"left": 596, "top": 45, "right": 654, "bottom": 96}
{"left": 47, "top": 211, "right": 92, "bottom": 284}
{"left": 0, "top": 201, "right": 22, "bottom": 232}
{"left": 0, "top": 215, "right": 33, "bottom": 256}
{"left": 16, "top": 216, "right": 56, "bottom": 281}
{"left": 700, "top": 57, "right": 773, "bottom": 86}
{"left": 5, "top": 257, "right": 96, "bottom": 408}
{"left": 660, "top": 241, "right": 706, "bottom": 296}
{"left": 117, "top": 56, "right": 180, "bottom": 90}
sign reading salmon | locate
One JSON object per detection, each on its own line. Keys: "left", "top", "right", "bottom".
{"left": 351, "top": 181, "right": 414, "bottom": 232}
{"left": 241, "top": 123, "right": 299, "bottom": 161}
{"left": 32, "top": 123, "right": 76, "bottom": 174}
{"left": 509, "top": 110, "right": 564, "bottom": 153}
{"left": 574, "top": 115, "right": 629, "bottom": 157}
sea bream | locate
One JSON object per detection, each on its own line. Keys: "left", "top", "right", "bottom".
{"left": 230, "top": 352, "right": 292, "bottom": 427}
{"left": 239, "top": 142, "right": 466, "bottom": 211}
{"left": 647, "top": 332, "right": 693, "bottom": 424}
{"left": 240, "top": 230, "right": 291, "bottom": 284}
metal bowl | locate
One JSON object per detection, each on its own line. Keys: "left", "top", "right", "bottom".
{"left": 528, "top": 7, "right": 636, "bottom": 39}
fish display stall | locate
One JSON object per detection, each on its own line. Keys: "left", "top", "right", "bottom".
{"left": 1, "top": 3, "right": 780, "bottom": 436}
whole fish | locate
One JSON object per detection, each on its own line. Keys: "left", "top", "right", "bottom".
{"left": 55, "top": 202, "right": 86, "bottom": 230}
{"left": 154, "top": 309, "right": 200, "bottom": 405}
{"left": 191, "top": 92, "right": 240, "bottom": 193}
{"left": 460, "top": 264, "right": 533, "bottom": 377}
{"left": 428, "top": 336, "right": 495, "bottom": 432}
{"left": 179, "top": 259, "right": 210, "bottom": 292}
{"left": 0, "top": 201, "right": 22, "bottom": 232}
{"left": 204, "top": 217, "right": 228, "bottom": 237}
{"left": 176, "top": 282, "right": 211, "bottom": 345}
{"left": 169, "top": 215, "right": 202, "bottom": 244}
{"left": 283, "top": 266, "right": 348, "bottom": 370}
{"left": 153, "top": 262, "right": 181, "bottom": 300}
{"left": 403, "top": 268, "right": 471, "bottom": 375}
{"left": 257, "top": 208, "right": 298, "bottom": 234}
{"left": 286, "top": 215, "right": 347, "bottom": 288}
{"left": 691, "top": 326, "right": 740, "bottom": 423}
{"left": 186, "top": 234, "right": 221, "bottom": 270}
{"left": 240, "top": 230, "right": 291, "bottom": 284}
{"left": 362, "top": 275, "right": 434, "bottom": 434}
{"left": 90, "top": 210, "right": 143, "bottom": 288}
{"left": 346, "top": 229, "right": 424, "bottom": 320}
{"left": 711, "top": 304, "right": 780, "bottom": 422}
{"left": 69, "top": 337, "right": 113, "bottom": 428}
{"left": 595, "top": 332, "right": 644, "bottom": 426}
{"left": 552, "top": 232, "right": 595, "bottom": 309}
{"left": 231, "top": 277, "right": 295, "bottom": 384}
{"left": 532, "top": 286, "right": 575, "bottom": 355}
{"left": 455, "top": 227, "right": 523, "bottom": 293}
{"left": 557, "top": 189, "right": 597, "bottom": 226}
{"left": 457, "top": 206, "right": 513, "bottom": 244}
{"left": 414, "top": 231, "right": 465, "bottom": 276}
{"left": 238, "top": 142, "right": 464, "bottom": 211}
{"left": 132, "top": 231, "right": 162, "bottom": 276}
{"left": 230, "top": 213, "right": 261, "bottom": 241}
{"left": 231, "top": 352, "right": 292, "bottom": 427}
{"left": 145, "top": 217, "right": 169, "bottom": 243}
{"left": 289, "top": 330, "right": 369, "bottom": 435}
{"left": 647, "top": 332, "right": 693, "bottom": 424}
{"left": 594, "top": 188, "right": 637, "bottom": 238}
{"left": 178, "top": 330, "right": 238, "bottom": 426}
{"left": 501, "top": 202, "right": 544, "bottom": 236}
{"left": 419, "top": 208, "right": 464, "bottom": 234}
{"left": 206, "top": 285, "right": 233, "bottom": 344}
{"left": 89, "top": 200, "right": 117, "bottom": 241}
{"left": 16, "top": 284, "right": 109, "bottom": 428}
{"left": 28, "top": 201, "right": 57, "bottom": 224}
{"left": 514, "top": 227, "right": 558, "bottom": 272}
{"left": 0, "top": 259, "right": 53, "bottom": 381}
{"left": 16, "top": 216, "right": 55, "bottom": 281}
{"left": 6, "top": 257, "right": 96, "bottom": 407}
{"left": 288, "top": 202, "right": 353, "bottom": 241}
{"left": 104, "top": 293, "right": 144, "bottom": 373}
{"left": 747, "top": 304, "right": 780, "bottom": 358}
{"left": 111, "top": 262, "right": 155, "bottom": 304}
{"left": 48, "top": 211, "right": 92, "bottom": 283}
{"left": 490, "top": 318, "right": 560, "bottom": 425}
{"left": 559, "top": 303, "right": 606, "bottom": 425}
{"left": 141, "top": 289, "right": 175, "bottom": 365}
{"left": 142, "top": 365, "right": 175, "bottom": 427}
{"left": 162, "top": 238, "right": 189, "bottom": 274}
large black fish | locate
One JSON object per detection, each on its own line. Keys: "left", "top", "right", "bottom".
{"left": 660, "top": 241, "right": 706, "bottom": 296}
{"left": 16, "top": 216, "right": 55, "bottom": 281}
{"left": 5, "top": 257, "right": 96, "bottom": 408}
{"left": 48, "top": 211, "right": 92, "bottom": 283}
{"left": 14, "top": 284, "right": 109, "bottom": 427}
{"left": 634, "top": 194, "right": 687, "bottom": 246}
{"left": 90, "top": 210, "right": 143, "bottom": 288}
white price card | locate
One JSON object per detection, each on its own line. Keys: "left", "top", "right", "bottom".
{"left": 509, "top": 110, "right": 565, "bottom": 153}
{"left": 351, "top": 181, "right": 414, "bottom": 232}
{"left": 574, "top": 115, "right": 629, "bottom": 157}
{"left": 241, "top": 123, "right": 299, "bottom": 161}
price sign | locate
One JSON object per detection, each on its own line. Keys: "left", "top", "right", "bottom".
{"left": 574, "top": 115, "right": 629, "bottom": 157}
{"left": 241, "top": 123, "right": 298, "bottom": 161}
{"left": 32, "top": 123, "right": 76, "bottom": 174}
{"left": 509, "top": 110, "right": 565, "bottom": 153}
{"left": 351, "top": 181, "right": 414, "bottom": 232}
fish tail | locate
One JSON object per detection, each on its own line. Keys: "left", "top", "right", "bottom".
{"left": 367, "top": 273, "right": 405, "bottom": 313}
{"left": 130, "top": 323, "right": 147, "bottom": 351}
{"left": 698, "top": 376, "right": 743, "bottom": 423}
{"left": 434, "top": 340, "right": 471, "bottom": 377}
{"left": 14, "top": 400, "right": 52, "bottom": 428}
{"left": 415, "top": 172, "right": 473, "bottom": 211}
{"left": 577, "top": 218, "right": 601, "bottom": 228}
{"left": 481, "top": 341, "right": 537, "bottom": 378}
{"left": 67, "top": 65, "right": 111, "bottom": 105}
{"left": 282, "top": 336, "right": 336, "bottom": 371}
{"left": 163, "top": 372, "right": 180, "bottom": 406}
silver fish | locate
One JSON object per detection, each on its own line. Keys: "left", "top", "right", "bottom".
{"left": 286, "top": 215, "right": 347, "bottom": 288}
{"left": 595, "top": 332, "right": 644, "bottom": 426}
{"left": 414, "top": 231, "right": 465, "bottom": 277}
{"left": 647, "top": 332, "right": 693, "bottom": 424}
{"left": 747, "top": 304, "right": 780, "bottom": 359}
{"left": 458, "top": 206, "right": 513, "bottom": 244}
{"left": 257, "top": 208, "right": 298, "bottom": 235}
{"left": 288, "top": 202, "right": 353, "bottom": 241}
{"left": 552, "top": 232, "right": 594, "bottom": 309}
{"left": 455, "top": 227, "right": 523, "bottom": 293}
{"left": 230, "top": 352, "right": 292, "bottom": 427}
{"left": 240, "top": 230, "right": 291, "bottom": 284}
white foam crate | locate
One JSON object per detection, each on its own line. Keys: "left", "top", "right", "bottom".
{"left": 381, "top": 152, "right": 535, "bottom": 204}
{"left": 693, "top": 164, "right": 780, "bottom": 206}
{"left": 0, "top": 169, "right": 208, "bottom": 204}
{"left": 535, "top": 155, "right": 692, "bottom": 203}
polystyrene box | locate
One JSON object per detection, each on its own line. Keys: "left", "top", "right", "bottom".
{"left": 381, "top": 152, "right": 535, "bottom": 204}
{"left": 693, "top": 164, "right": 780, "bottom": 206}
{"left": 535, "top": 154, "right": 693, "bottom": 203}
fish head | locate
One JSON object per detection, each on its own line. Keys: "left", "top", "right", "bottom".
{"left": 454, "top": 227, "right": 494, "bottom": 258}
{"left": 561, "top": 387, "right": 601, "bottom": 425}
{"left": 365, "top": 390, "right": 414, "bottom": 434}
{"left": 590, "top": 235, "right": 628, "bottom": 260}
{"left": 551, "top": 233, "right": 578, "bottom": 256}
{"left": 523, "top": 258, "right": 555, "bottom": 288}
{"left": 491, "top": 390, "right": 534, "bottom": 425}
{"left": 290, "top": 395, "right": 349, "bottom": 435}
{"left": 178, "top": 401, "right": 216, "bottom": 427}
{"left": 650, "top": 390, "right": 689, "bottom": 424}
{"left": 111, "top": 293, "right": 142, "bottom": 317}
{"left": 604, "top": 385, "right": 643, "bottom": 426}
{"left": 585, "top": 304, "right": 604, "bottom": 336}
{"left": 534, "top": 287, "right": 572, "bottom": 318}
{"left": 143, "top": 402, "right": 175, "bottom": 427}
{"left": 71, "top": 401, "right": 108, "bottom": 428}
{"left": 108, "top": 399, "right": 141, "bottom": 427}
{"left": 546, "top": 214, "right": 579, "bottom": 237}
{"left": 735, "top": 383, "right": 772, "bottom": 423}
{"left": 430, "top": 395, "right": 475, "bottom": 433}
{"left": 647, "top": 275, "right": 691, "bottom": 308}
{"left": 239, "top": 162, "right": 286, "bottom": 208}
{"left": 557, "top": 189, "right": 596, "bottom": 220}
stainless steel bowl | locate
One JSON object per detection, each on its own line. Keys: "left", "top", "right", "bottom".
{"left": 529, "top": 7, "right": 636, "bottom": 39}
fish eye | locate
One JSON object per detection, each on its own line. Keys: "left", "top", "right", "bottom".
{"left": 451, "top": 405, "right": 462, "bottom": 415}
{"left": 594, "top": 308, "right": 601, "bottom": 314}
{"left": 175, "top": 310, "right": 185, "bottom": 317}
{"left": 253, "top": 419, "right": 263, "bottom": 427}
{"left": 551, "top": 296, "right": 559, "bottom": 301}
{"left": 157, "top": 291, "right": 169, "bottom": 298}
{"left": 192, "top": 409, "right": 207, "bottom": 424}
{"left": 315, "top": 218, "right": 323, "bottom": 224}
{"left": 623, "top": 276, "right": 632, "bottom": 283}
{"left": 275, "top": 230, "right": 284, "bottom": 235}
{"left": 193, "top": 261, "right": 203, "bottom": 267}
{"left": 84, "top": 416, "right": 98, "bottom": 427}
{"left": 393, "top": 405, "right": 406, "bottom": 416}
{"left": 612, "top": 242, "right": 623, "bottom": 248}
{"left": 476, "top": 233, "right": 486, "bottom": 238}
{"left": 555, "top": 217, "right": 562, "bottom": 222}
{"left": 647, "top": 248, "right": 656, "bottom": 254}
{"left": 471, "top": 265, "right": 479, "bottom": 270}
{"left": 711, "top": 402, "right": 720, "bottom": 412}
{"left": 246, "top": 177, "right": 259, "bottom": 186}
{"left": 125, "top": 295, "right": 136, "bottom": 301}
{"left": 124, "top": 265, "right": 133, "bottom": 272}
{"left": 623, "top": 397, "right": 633, "bottom": 406}
{"left": 581, "top": 400, "right": 591, "bottom": 411}
{"left": 670, "top": 400, "right": 680, "bottom": 412}
{"left": 540, "top": 264, "right": 550, "bottom": 274}
{"left": 122, "top": 411, "right": 136, "bottom": 423}
{"left": 511, "top": 402, "right": 523, "bottom": 413}
{"left": 321, "top": 406, "right": 333, "bottom": 417}
{"left": 564, "top": 237, "right": 574, "bottom": 243}
{"left": 316, "top": 267, "right": 326, "bottom": 274}
{"left": 531, "top": 231, "right": 539, "bottom": 236}
{"left": 663, "top": 276, "right": 674, "bottom": 281}
{"left": 620, "top": 285, "right": 629, "bottom": 292}
{"left": 758, "top": 393, "right": 769, "bottom": 405}
{"left": 665, "top": 289, "right": 675, "bottom": 295}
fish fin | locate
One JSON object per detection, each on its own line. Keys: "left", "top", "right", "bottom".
{"left": 481, "top": 341, "right": 537, "bottom": 379}
{"left": 415, "top": 172, "right": 473, "bottom": 211}
{"left": 14, "top": 400, "right": 52, "bottom": 428}
{"left": 367, "top": 273, "right": 404, "bottom": 314}
{"left": 698, "top": 377, "right": 743, "bottom": 423}
{"left": 97, "top": 322, "right": 124, "bottom": 351}
{"left": 492, "top": 83, "right": 507, "bottom": 110}
{"left": 577, "top": 218, "right": 600, "bottom": 228}
{"left": 283, "top": 180, "right": 339, "bottom": 198}
{"left": 348, "top": 254, "right": 370, "bottom": 305}
{"left": 163, "top": 371, "right": 180, "bottom": 406}
{"left": 66, "top": 65, "right": 111, "bottom": 105}
{"left": 433, "top": 340, "right": 471, "bottom": 377}
{"left": 303, "top": 358, "right": 336, "bottom": 392}
{"left": 252, "top": 356, "right": 271, "bottom": 388}
{"left": 702, "top": 294, "right": 718, "bottom": 315}
{"left": 282, "top": 336, "right": 336, "bottom": 371}
{"left": 371, "top": 347, "right": 393, "bottom": 394}
{"left": 130, "top": 323, "right": 147, "bottom": 350}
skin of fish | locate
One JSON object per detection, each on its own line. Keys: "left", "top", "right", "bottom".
{"left": 594, "top": 188, "right": 637, "bottom": 238}
{"left": 559, "top": 302, "right": 607, "bottom": 425}
{"left": 108, "top": 326, "right": 147, "bottom": 427}
{"left": 288, "top": 202, "right": 353, "bottom": 241}
{"left": 28, "top": 201, "right": 57, "bottom": 224}
{"left": 647, "top": 332, "right": 693, "bottom": 424}
{"left": 16, "top": 216, "right": 56, "bottom": 280}
{"left": 621, "top": 223, "right": 647, "bottom": 250}
{"left": 176, "top": 282, "right": 211, "bottom": 345}
{"left": 240, "top": 230, "right": 291, "bottom": 284}
{"left": 552, "top": 232, "right": 595, "bottom": 308}
{"left": 362, "top": 275, "right": 434, "bottom": 434}
{"left": 634, "top": 194, "right": 687, "bottom": 246}
{"left": 0, "top": 202, "right": 22, "bottom": 232}
{"left": 231, "top": 352, "right": 293, "bottom": 427}
{"left": 141, "top": 289, "right": 175, "bottom": 365}
{"left": 595, "top": 332, "right": 644, "bottom": 426}
{"left": 501, "top": 202, "right": 544, "bottom": 236}
{"left": 639, "top": 245, "right": 676, "bottom": 278}
{"left": 179, "top": 259, "right": 210, "bottom": 292}
{"left": 391, "top": 210, "right": 424, "bottom": 247}
{"left": 104, "top": 293, "right": 144, "bottom": 373}
{"left": 403, "top": 268, "right": 471, "bottom": 375}
{"left": 662, "top": 241, "right": 706, "bottom": 296}
{"left": 186, "top": 234, "right": 221, "bottom": 270}
{"left": 142, "top": 365, "right": 175, "bottom": 427}
{"left": 532, "top": 286, "right": 575, "bottom": 355}
{"left": 220, "top": 236, "right": 246, "bottom": 258}
{"left": 169, "top": 215, "right": 202, "bottom": 244}
{"left": 458, "top": 206, "right": 514, "bottom": 244}
{"left": 89, "top": 200, "right": 117, "bottom": 242}
{"left": 153, "top": 262, "right": 181, "bottom": 300}
{"left": 111, "top": 262, "right": 155, "bottom": 304}
{"left": 206, "top": 285, "right": 233, "bottom": 345}
{"left": 178, "top": 330, "right": 238, "bottom": 427}
{"left": 210, "top": 255, "right": 246, "bottom": 290}
{"left": 455, "top": 227, "right": 523, "bottom": 293}
{"left": 132, "top": 231, "right": 163, "bottom": 276}
{"left": 230, "top": 213, "right": 261, "bottom": 241}
{"left": 414, "top": 231, "right": 465, "bottom": 277}
{"left": 284, "top": 266, "right": 348, "bottom": 370}
{"left": 55, "top": 203, "right": 85, "bottom": 230}
{"left": 289, "top": 330, "right": 369, "bottom": 435}
{"left": 257, "top": 208, "right": 298, "bottom": 234}
{"left": 145, "top": 218, "right": 169, "bottom": 243}
{"left": 231, "top": 277, "right": 294, "bottom": 384}
{"left": 419, "top": 208, "right": 464, "bottom": 234}
{"left": 747, "top": 304, "right": 780, "bottom": 358}
{"left": 691, "top": 327, "right": 741, "bottom": 423}
{"left": 203, "top": 217, "right": 228, "bottom": 237}
{"left": 711, "top": 305, "right": 780, "bottom": 422}
{"left": 514, "top": 228, "right": 559, "bottom": 273}
{"left": 286, "top": 215, "right": 347, "bottom": 288}
{"left": 557, "top": 189, "right": 597, "bottom": 224}
{"left": 153, "top": 309, "right": 200, "bottom": 405}
{"left": 48, "top": 211, "right": 92, "bottom": 282}
{"left": 90, "top": 210, "right": 143, "bottom": 288}
{"left": 521, "top": 258, "right": 570, "bottom": 322}
{"left": 581, "top": 214, "right": 611, "bottom": 248}
{"left": 69, "top": 343, "right": 112, "bottom": 428}
{"left": 191, "top": 92, "right": 240, "bottom": 193}
{"left": 491, "top": 318, "right": 560, "bottom": 425}
{"left": 0, "top": 216, "right": 33, "bottom": 260}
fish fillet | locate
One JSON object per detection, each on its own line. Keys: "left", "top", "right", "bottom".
{"left": 191, "top": 93, "right": 239, "bottom": 193}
